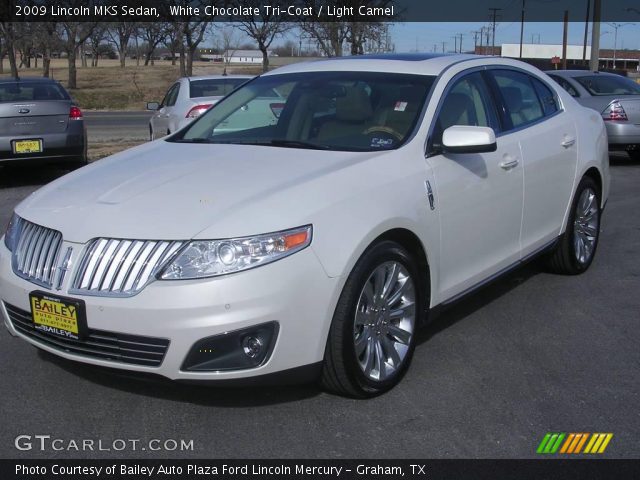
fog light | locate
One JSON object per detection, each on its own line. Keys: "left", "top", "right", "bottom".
{"left": 242, "top": 336, "right": 263, "bottom": 358}
{"left": 181, "top": 321, "right": 278, "bottom": 372}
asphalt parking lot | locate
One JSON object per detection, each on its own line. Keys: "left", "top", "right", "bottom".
{"left": 0, "top": 154, "right": 638, "bottom": 459}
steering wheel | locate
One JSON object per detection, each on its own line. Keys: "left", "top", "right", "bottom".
{"left": 362, "top": 126, "right": 404, "bottom": 141}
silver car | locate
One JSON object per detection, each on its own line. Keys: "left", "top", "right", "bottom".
{"left": 146, "top": 75, "right": 252, "bottom": 140}
{"left": 546, "top": 70, "right": 640, "bottom": 159}
{"left": 0, "top": 77, "right": 87, "bottom": 168}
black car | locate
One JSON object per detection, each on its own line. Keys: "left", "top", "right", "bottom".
{"left": 0, "top": 77, "right": 87, "bottom": 168}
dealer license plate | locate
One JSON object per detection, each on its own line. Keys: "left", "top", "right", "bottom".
{"left": 29, "top": 292, "right": 87, "bottom": 340}
{"left": 13, "top": 139, "right": 43, "bottom": 154}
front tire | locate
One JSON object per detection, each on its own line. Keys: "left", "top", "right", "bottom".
{"left": 320, "top": 241, "right": 423, "bottom": 398}
{"left": 546, "top": 176, "right": 601, "bottom": 274}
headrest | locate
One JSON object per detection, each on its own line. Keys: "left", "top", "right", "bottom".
{"left": 439, "top": 92, "right": 476, "bottom": 128}
{"left": 501, "top": 86, "right": 523, "bottom": 112}
{"left": 336, "top": 85, "right": 373, "bottom": 122}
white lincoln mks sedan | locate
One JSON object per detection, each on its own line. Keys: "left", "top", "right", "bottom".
{"left": 0, "top": 54, "right": 609, "bottom": 397}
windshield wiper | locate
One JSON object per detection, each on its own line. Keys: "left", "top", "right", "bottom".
{"left": 267, "top": 139, "right": 330, "bottom": 150}
{"left": 171, "top": 138, "right": 213, "bottom": 143}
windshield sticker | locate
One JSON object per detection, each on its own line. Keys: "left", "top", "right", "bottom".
{"left": 371, "top": 138, "right": 394, "bottom": 148}
{"left": 394, "top": 101, "right": 408, "bottom": 112}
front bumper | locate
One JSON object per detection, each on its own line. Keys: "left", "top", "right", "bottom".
{"left": 0, "top": 240, "right": 339, "bottom": 382}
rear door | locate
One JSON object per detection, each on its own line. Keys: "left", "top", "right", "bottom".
{"left": 487, "top": 69, "right": 578, "bottom": 255}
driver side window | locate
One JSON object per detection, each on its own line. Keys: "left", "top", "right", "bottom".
{"left": 431, "top": 72, "right": 495, "bottom": 150}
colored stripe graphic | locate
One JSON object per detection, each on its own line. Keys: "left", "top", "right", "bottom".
{"left": 537, "top": 433, "right": 565, "bottom": 454}
{"left": 584, "top": 433, "right": 614, "bottom": 454}
{"left": 538, "top": 433, "right": 613, "bottom": 454}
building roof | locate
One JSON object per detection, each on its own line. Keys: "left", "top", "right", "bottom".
{"left": 225, "top": 50, "right": 268, "bottom": 58}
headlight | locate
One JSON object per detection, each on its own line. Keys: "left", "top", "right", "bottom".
{"left": 3, "top": 213, "right": 22, "bottom": 252}
{"left": 159, "top": 225, "right": 312, "bottom": 280}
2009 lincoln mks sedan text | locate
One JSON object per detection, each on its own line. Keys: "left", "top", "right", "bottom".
{"left": 0, "top": 54, "right": 609, "bottom": 397}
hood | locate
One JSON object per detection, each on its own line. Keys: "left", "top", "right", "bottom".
{"left": 16, "top": 140, "right": 379, "bottom": 243}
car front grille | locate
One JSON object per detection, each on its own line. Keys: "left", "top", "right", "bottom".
{"left": 5, "top": 303, "right": 170, "bottom": 367}
{"left": 70, "top": 238, "right": 184, "bottom": 297}
{"left": 11, "top": 219, "right": 63, "bottom": 289}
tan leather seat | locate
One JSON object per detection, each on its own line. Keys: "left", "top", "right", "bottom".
{"left": 316, "top": 85, "right": 373, "bottom": 141}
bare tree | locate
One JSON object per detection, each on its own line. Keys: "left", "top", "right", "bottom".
{"left": 140, "top": 22, "right": 166, "bottom": 66}
{"left": 182, "top": 20, "right": 210, "bottom": 76}
{"left": 87, "top": 25, "right": 107, "bottom": 67}
{"left": 229, "top": 0, "right": 290, "bottom": 72}
{"left": 300, "top": 0, "right": 395, "bottom": 57}
{"left": 162, "top": 22, "right": 182, "bottom": 66}
{"left": 220, "top": 25, "right": 239, "bottom": 71}
{"left": 59, "top": 21, "right": 96, "bottom": 88}
{"left": 300, "top": 22, "right": 349, "bottom": 57}
{"left": 107, "top": 21, "right": 138, "bottom": 68}
{"left": 32, "top": 22, "right": 60, "bottom": 77}
{"left": 0, "top": 22, "right": 20, "bottom": 78}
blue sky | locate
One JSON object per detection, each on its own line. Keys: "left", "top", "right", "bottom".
{"left": 391, "top": 22, "right": 640, "bottom": 53}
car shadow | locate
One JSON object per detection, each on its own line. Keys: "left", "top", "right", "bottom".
{"left": 0, "top": 165, "right": 71, "bottom": 188}
{"left": 36, "top": 349, "right": 323, "bottom": 407}
{"left": 417, "top": 261, "right": 541, "bottom": 345}
{"left": 609, "top": 152, "right": 639, "bottom": 167}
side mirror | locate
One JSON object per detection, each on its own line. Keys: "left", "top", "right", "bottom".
{"left": 442, "top": 125, "right": 497, "bottom": 154}
{"left": 146, "top": 101, "right": 160, "bottom": 111}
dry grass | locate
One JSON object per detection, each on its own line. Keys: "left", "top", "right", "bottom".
{"left": 88, "top": 139, "right": 146, "bottom": 161}
{"left": 0, "top": 57, "right": 316, "bottom": 110}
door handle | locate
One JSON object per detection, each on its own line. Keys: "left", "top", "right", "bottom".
{"left": 500, "top": 156, "right": 519, "bottom": 170}
{"left": 561, "top": 137, "right": 576, "bottom": 148}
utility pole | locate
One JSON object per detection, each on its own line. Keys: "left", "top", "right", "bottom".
{"left": 441, "top": 41, "right": 447, "bottom": 53}
{"left": 473, "top": 30, "right": 480, "bottom": 53}
{"left": 607, "top": 23, "right": 632, "bottom": 69}
{"left": 489, "top": 8, "right": 501, "bottom": 55}
{"left": 562, "top": 10, "right": 569, "bottom": 70}
{"left": 452, "top": 36, "right": 458, "bottom": 53}
{"left": 519, "top": 0, "right": 526, "bottom": 58}
{"left": 590, "top": 0, "right": 601, "bottom": 71}
{"left": 583, "top": 0, "right": 591, "bottom": 65}
{"left": 458, "top": 33, "right": 464, "bottom": 53}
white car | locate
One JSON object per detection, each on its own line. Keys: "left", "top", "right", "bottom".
{"left": 0, "top": 54, "right": 610, "bottom": 397}
{"left": 147, "top": 75, "right": 251, "bottom": 139}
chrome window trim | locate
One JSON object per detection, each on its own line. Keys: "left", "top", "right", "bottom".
{"left": 425, "top": 64, "right": 565, "bottom": 156}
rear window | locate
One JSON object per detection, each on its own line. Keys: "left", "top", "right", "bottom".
{"left": 575, "top": 75, "right": 640, "bottom": 96}
{"left": 189, "top": 78, "right": 248, "bottom": 98}
{"left": 0, "top": 82, "right": 70, "bottom": 102}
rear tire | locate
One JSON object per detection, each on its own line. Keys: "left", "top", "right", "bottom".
{"left": 546, "top": 176, "right": 601, "bottom": 275}
{"left": 320, "top": 241, "right": 424, "bottom": 398}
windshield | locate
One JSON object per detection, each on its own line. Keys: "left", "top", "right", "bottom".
{"left": 173, "top": 71, "right": 436, "bottom": 151}
{"left": 0, "top": 82, "right": 70, "bottom": 102}
{"left": 189, "top": 78, "right": 248, "bottom": 98}
{"left": 575, "top": 75, "right": 640, "bottom": 96}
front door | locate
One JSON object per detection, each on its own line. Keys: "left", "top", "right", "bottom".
{"left": 427, "top": 71, "right": 524, "bottom": 301}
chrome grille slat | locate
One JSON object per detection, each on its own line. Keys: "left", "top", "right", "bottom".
{"left": 71, "top": 238, "right": 184, "bottom": 297}
{"left": 11, "top": 219, "right": 63, "bottom": 288}
{"left": 5, "top": 303, "right": 169, "bottom": 367}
